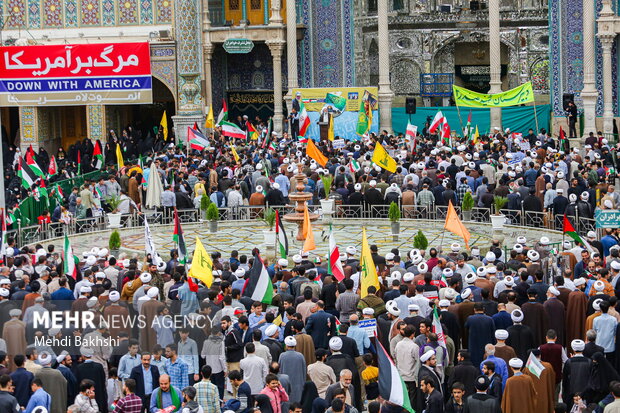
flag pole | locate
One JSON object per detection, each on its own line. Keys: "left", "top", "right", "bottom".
{"left": 453, "top": 96, "right": 465, "bottom": 142}
{"left": 532, "top": 98, "right": 540, "bottom": 134}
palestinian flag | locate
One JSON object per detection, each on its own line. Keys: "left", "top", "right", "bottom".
{"left": 377, "top": 336, "right": 414, "bottom": 413}
{"left": 173, "top": 208, "right": 187, "bottom": 265}
{"left": 26, "top": 144, "right": 36, "bottom": 160}
{"left": 525, "top": 352, "right": 545, "bottom": 378}
{"left": 246, "top": 121, "right": 259, "bottom": 140}
{"left": 242, "top": 253, "right": 274, "bottom": 304}
{"left": 77, "top": 150, "right": 81, "bottom": 175}
{"left": 298, "top": 101, "right": 311, "bottom": 137}
{"left": 93, "top": 140, "right": 104, "bottom": 169}
{"left": 221, "top": 121, "right": 246, "bottom": 140}
{"left": 559, "top": 126, "right": 566, "bottom": 148}
{"left": 192, "top": 121, "right": 202, "bottom": 134}
{"left": 441, "top": 122, "right": 451, "bottom": 145}
{"left": 463, "top": 110, "right": 472, "bottom": 138}
{"left": 63, "top": 233, "right": 77, "bottom": 279}
{"left": 328, "top": 224, "right": 345, "bottom": 281}
{"left": 216, "top": 99, "right": 228, "bottom": 125}
{"left": 563, "top": 214, "right": 594, "bottom": 253}
{"left": 26, "top": 149, "right": 44, "bottom": 177}
{"left": 348, "top": 158, "right": 360, "bottom": 173}
{"left": 48, "top": 155, "right": 57, "bottom": 177}
{"left": 17, "top": 157, "right": 37, "bottom": 189}
{"left": 53, "top": 185, "right": 65, "bottom": 204}
{"left": 38, "top": 179, "right": 49, "bottom": 200}
{"left": 188, "top": 127, "right": 210, "bottom": 151}
{"left": 262, "top": 118, "right": 274, "bottom": 149}
{"left": 275, "top": 210, "right": 288, "bottom": 259}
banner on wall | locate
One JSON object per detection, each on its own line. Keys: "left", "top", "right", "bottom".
{"left": 292, "top": 87, "right": 379, "bottom": 141}
{"left": 0, "top": 42, "right": 152, "bottom": 106}
{"left": 452, "top": 82, "right": 534, "bottom": 108}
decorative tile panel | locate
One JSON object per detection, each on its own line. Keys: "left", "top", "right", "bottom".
{"left": 43, "top": 0, "right": 63, "bottom": 26}
{"left": 156, "top": 0, "right": 172, "bottom": 23}
{"left": 101, "top": 0, "right": 116, "bottom": 25}
{"left": 119, "top": 0, "right": 139, "bottom": 24}
{"left": 27, "top": 0, "right": 41, "bottom": 28}
{"left": 80, "top": 0, "right": 101, "bottom": 25}
{"left": 19, "top": 107, "right": 36, "bottom": 147}
{"left": 140, "top": 0, "right": 154, "bottom": 24}
{"left": 87, "top": 105, "right": 105, "bottom": 140}
{"left": 65, "top": 0, "right": 79, "bottom": 26}
{"left": 6, "top": 0, "right": 27, "bottom": 27}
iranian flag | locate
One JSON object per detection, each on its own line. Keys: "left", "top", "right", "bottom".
{"left": 221, "top": 121, "right": 246, "bottom": 140}
{"left": 216, "top": 99, "right": 228, "bottom": 125}
{"left": 242, "top": 253, "right": 274, "bottom": 304}
{"left": 431, "top": 307, "right": 448, "bottom": 365}
{"left": 188, "top": 127, "right": 210, "bottom": 151}
{"left": 93, "top": 140, "right": 104, "bottom": 169}
{"left": 328, "top": 224, "right": 345, "bottom": 281}
{"left": 348, "top": 158, "right": 360, "bottom": 173}
{"left": 429, "top": 110, "right": 444, "bottom": 134}
{"left": 377, "top": 336, "right": 415, "bottom": 413}
{"left": 406, "top": 122, "right": 417, "bottom": 153}
{"left": 563, "top": 214, "right": 595, "bottom": 254}
{"left": 17, "top": 157, "right": 37, "bottom": 189}
{"left": 48, "top": 155, "right": 57, "bottom": 177}
{"left": 173, "top": 208, "right": 187, "bottom": 265}
{"left": 53, "top": 185, "right": 65, "bottom": 204}
{"left": 0, "top": 211, "right": 7, "bottom": 261}
{"left": 26, "top": 149, "right": 44, "bottom": 177}
{"left": 298, "top": 101, "right": 311, "bottom": 137}
{"left": 63, "top": 233, "right": 77, "bottom": 279}
{"left": 275, "top": 210, "right": 288, "bottom": 259}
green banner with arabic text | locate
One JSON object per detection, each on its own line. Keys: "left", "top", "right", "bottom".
{"left": 452, "top": 82, "right": 535, "bottom": 108}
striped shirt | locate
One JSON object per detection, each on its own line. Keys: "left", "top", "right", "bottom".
{"left": 194, "top": 380, "right": 221, "bottom": 413}
{"left": 113, "top": 393, "right": 142, "bottom": 413}
{"left": 417, "top": 189, "right": 435, "bottom": 206}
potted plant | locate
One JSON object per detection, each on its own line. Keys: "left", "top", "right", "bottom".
{"left": 413, "top": 230, "right": 428, "bottom": 250}
{"left": 199, "top": 194, "right": 210, "bottom": 220}
{"left": 491, "top": 196, "right": 508, "bottom": 230}
{"left": 388, "top": 201, "right": 401, "bottom": 239}
{"left": 206, "top": 203, "right": 219, "bottom": 232}
{"left": 105, "top": 195, "right": 123, "bottom": 228}
{"left": 108, "top": 230, "right": 121, "bottom": 256}
{"left": 262, "top": 207, "right": 277, "bottom": 248}
{"left": 320, "top": 175, "right": 335, "bottom": 214}
{"left": 461, "top": 191, "right": 474, "bottom": 221}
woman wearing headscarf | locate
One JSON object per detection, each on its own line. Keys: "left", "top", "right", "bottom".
{"left": 584, "top": 352, "right": 620, "bottom": 403}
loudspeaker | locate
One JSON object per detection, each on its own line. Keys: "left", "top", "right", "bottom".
{"left": 563, "top": 93, "right": 574, "bottom": 111}
{"left": 406, "top": 97, "right": 417, "bottom": 114}
{"left": 470, "top": 0, "right": 480, "bottom": 10}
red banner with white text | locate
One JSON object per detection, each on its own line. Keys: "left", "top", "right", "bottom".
{"left": 0, "top": 42, "right": 152, "bottom": 106}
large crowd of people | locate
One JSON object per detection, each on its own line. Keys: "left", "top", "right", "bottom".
{"left": 1, "top": 115, "right": 620, "bottom": 413}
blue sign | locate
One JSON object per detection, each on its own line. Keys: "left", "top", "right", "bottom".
{"left": 595, "top": 210, "right": 620, "bottom": 228}
{"left": 358, "top": 318, "right": 377, "bottom": 337}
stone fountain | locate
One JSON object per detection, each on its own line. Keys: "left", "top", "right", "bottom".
{"left": 283, "top": 162, "right": 319, "bottom": 240}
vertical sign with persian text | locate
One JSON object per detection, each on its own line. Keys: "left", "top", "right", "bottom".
{"left": 0, "top": 42, "right": 152, "bottom": 106}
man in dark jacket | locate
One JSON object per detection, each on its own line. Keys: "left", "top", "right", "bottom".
{"left": 265, "top": 185, "right": 285, "bottom": 206}
{"left": 364, "top": 181, "right": 383, "bottom": 206}
{"left": 465, "top": 375, "right": 501, "bottom": 413}
{"left": 420, "top": 376, "right": 443, "bottom": 413}
{"left": 562, "top": 339, "right": 592, "bottom": 411}
{"left": 305, "top": 301, "right": 336, "bottom": 349}
{"left": 129, "top": 352, "right": 160, "bottom": 409}
{"left": 448, "top": 350, "right": 480, "bottom": 398}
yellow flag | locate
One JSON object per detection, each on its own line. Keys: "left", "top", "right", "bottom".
{"left": 160, "top": 111, "right": 168, "bottom": 141}
{"left": 327, "top": 114, "right": 335, "bottom": 142}
{"left": 306, "top": 139, "right": 328, "bottom": 167}
{"left": 273, "top": 314, "right": 283, "bottom": 326}
{"left": 371, "top": 141, "right": 397, "bottom": 173}
{"left": 205, "top": 105, "right": 215, "bottom": 129}
{"left": 472, "top": 125, "right": 479, "bottom": 145}
{"left": 444, "top": 201, "right": 471, "bottom": 248}
{"left": 360, "top": 227, "right": 380, "bottom": 298}
{"left": 231, "top": 146, "right": 240, "bottom": 163}
{"left": 116, "top": 144, "right": 124, "bottom": 169}
{"left": 302, "top": 203, "right": 316, "bottom": 252}
{"left": 188, "top": 237, "right": 214, "bottom": 287}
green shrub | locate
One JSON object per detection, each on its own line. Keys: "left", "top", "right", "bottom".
{"left": 413, "top": 230, "right": 428, "bottom": 250}
{"left": 321, "top": 175, "right": 333, "bottom": 199}
{"left": 263, "top": 207, "right": 276, "bottom": 230}
{"left": 200, "top": 194, "right": 211, "bottom": 211}
{"left": 461, "top": 191, "right": 474, "bottom": 211}
{"left": 108, "top": 230, "right": 121, "bottom": 250}
{"left": 388, "top": 202, "right": 401, "bottom": 222}
{"left": 493, "top": 196, "right": 508, "bottom": 215}
{"left": 206, "top": 203, "right": 219, "bottom": 221}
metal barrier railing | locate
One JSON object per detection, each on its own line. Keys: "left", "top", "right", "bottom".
{"left": 9, "top": 203, "right": 600, "bottom": 247}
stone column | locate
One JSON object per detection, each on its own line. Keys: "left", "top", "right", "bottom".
{"left": 581, "top": 0, "right": 598, "bottom": 138}
{"left": 600, "top": 34, "right": 615, "bottom": 134}
{"left": 269, "top": 0, "right": 283, "bottom": 25}
{"left": 488, "top": 0, "right": 502, "bottom": 129}
{"left": 202, "top": 7, "right": 213, "bottom": 108}
{"left": 284, "top": 0, "right": 298, "bottom": 109}
{"left": 377, "top": 0, "right": 394, "bottom": 134}
{"left": 268, "top": 40, "right": 286, "bottom": 135}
